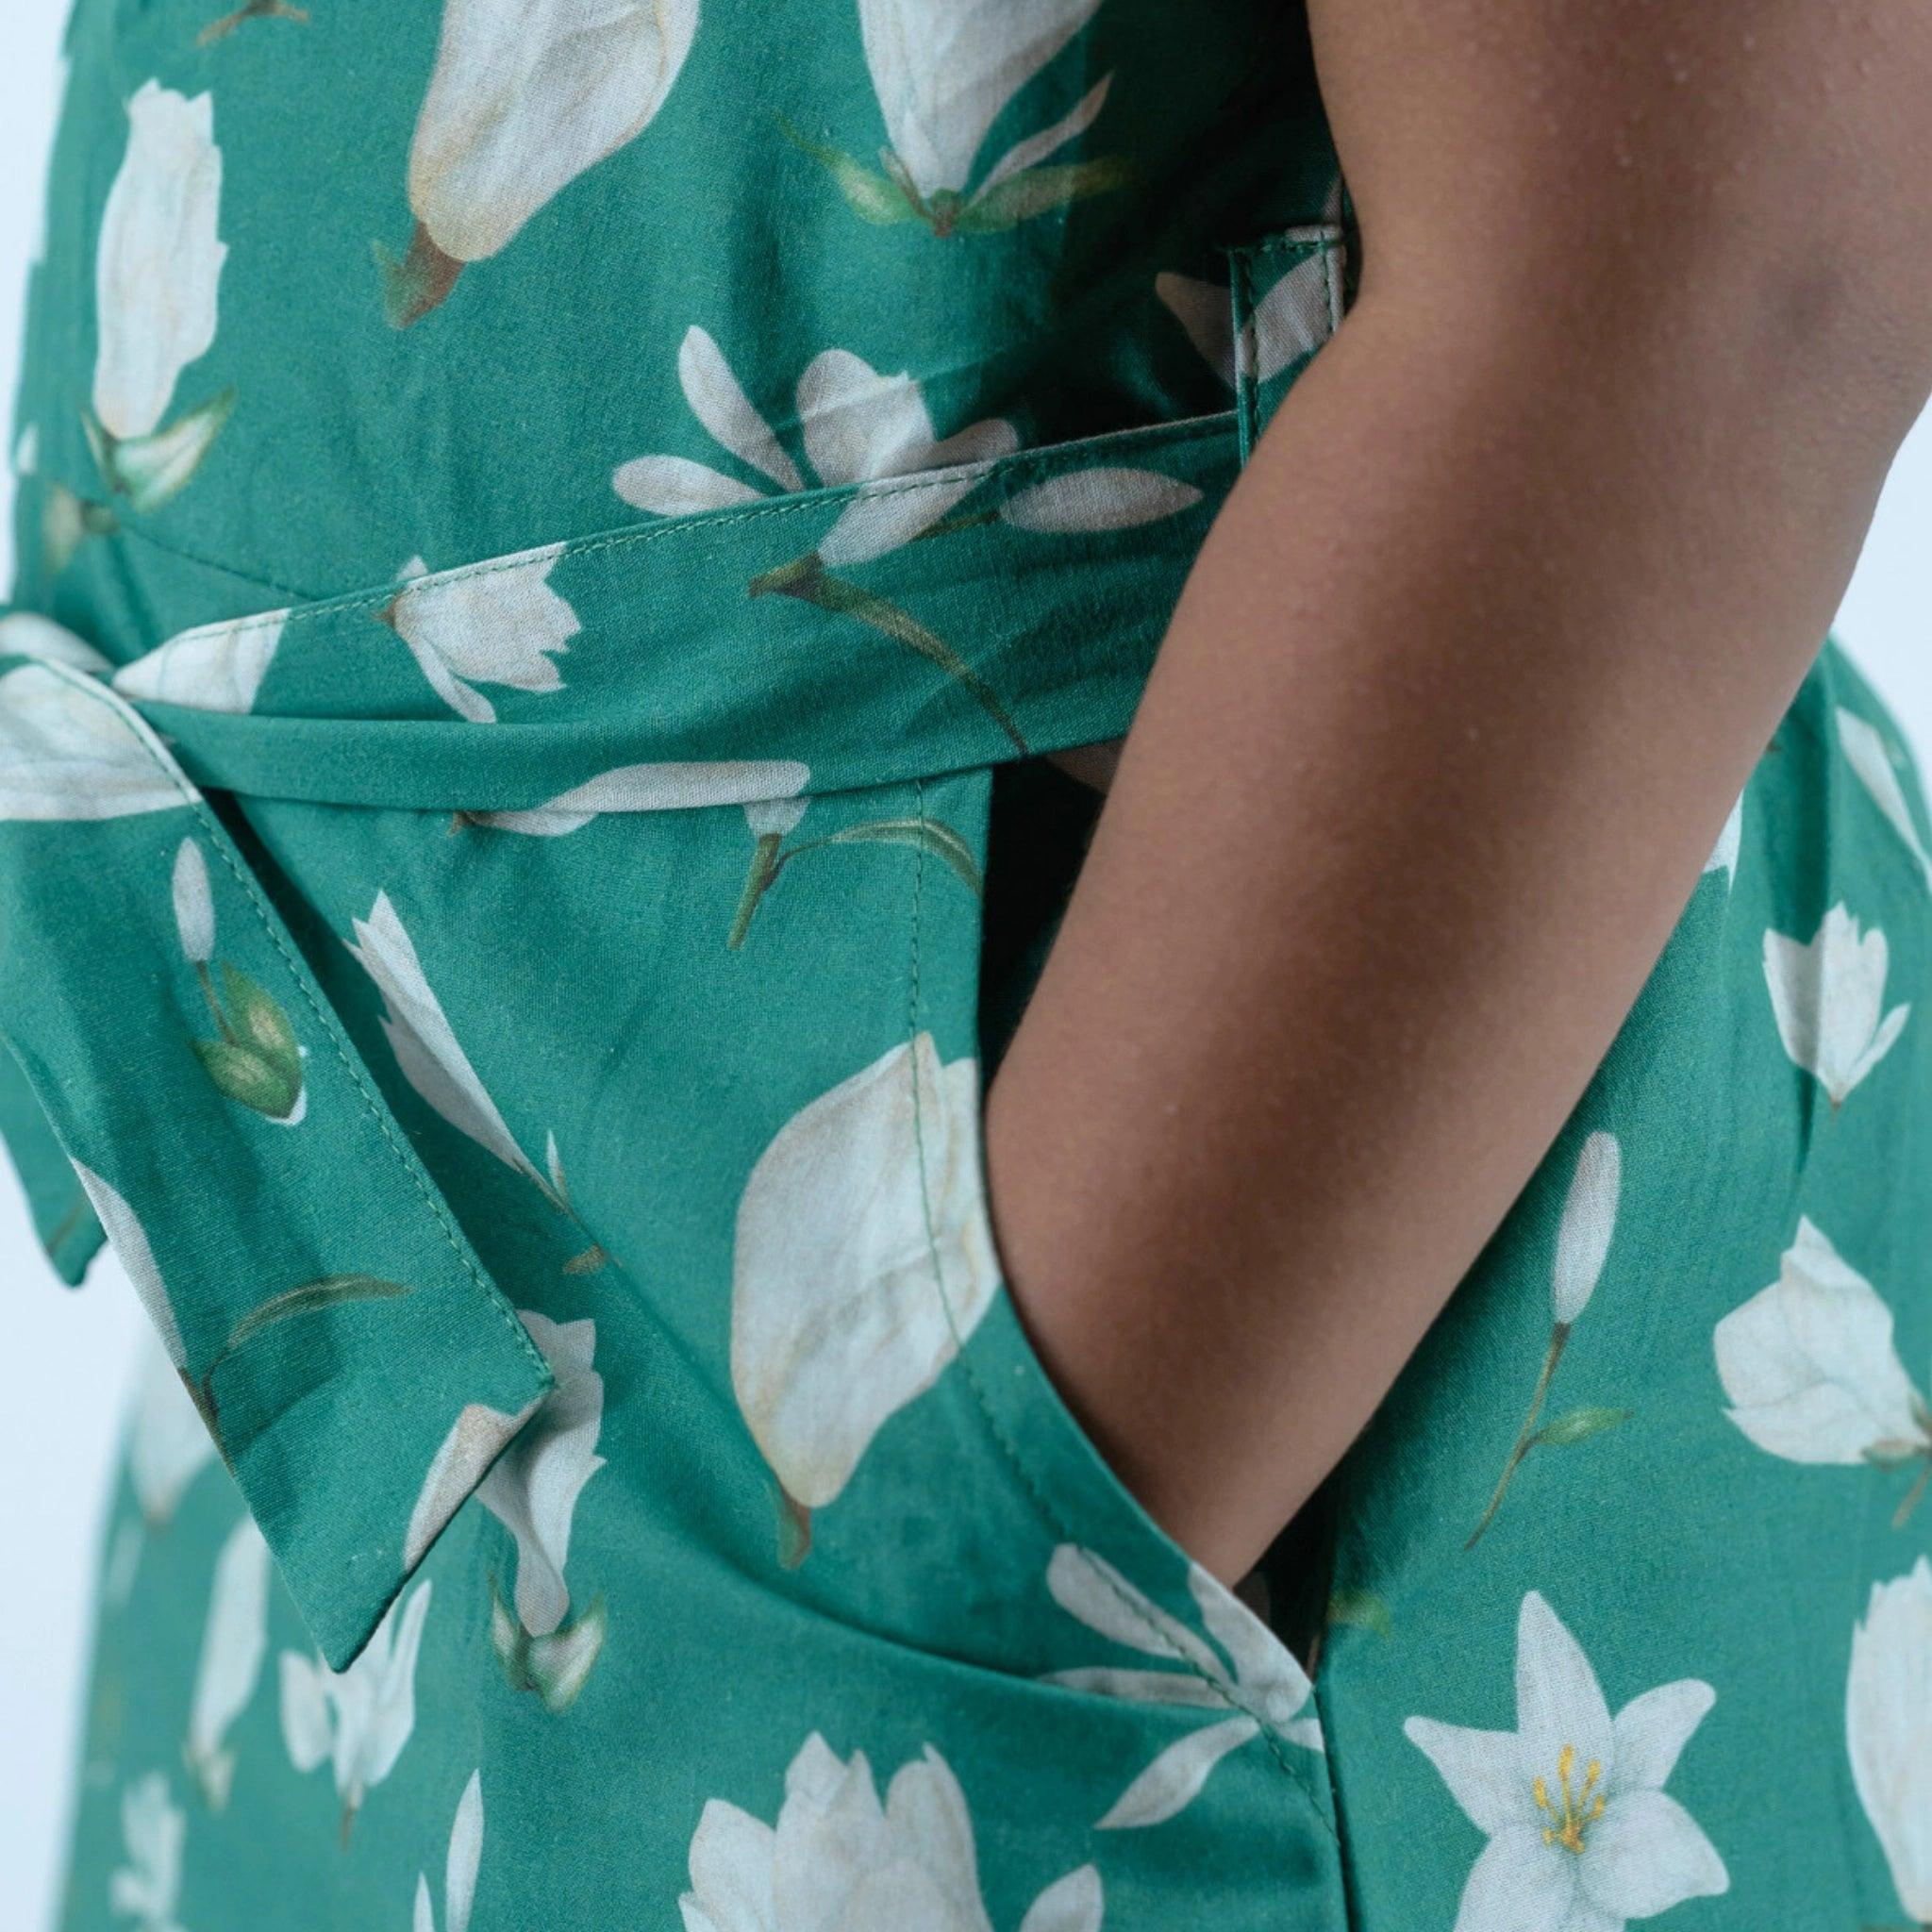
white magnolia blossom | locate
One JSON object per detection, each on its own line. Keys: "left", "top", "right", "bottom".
{"left": 171, "top": 837, "right": 214, "bottom": 964}
{"left": 114, "top": 612, "right": 286, "bottom": 714}
{"left": 385, "top": 549, "right": 580, "bottom": 724}
{"left": 475, "top": 1311, "right": 605, "bottom": 1638}
{"left": 1839, "top": 705, "right": 1932, "bottom": 894}
{"left": 1715, "top": 1217, "right": 1929, "bottom": 1465}
{"left": 1847, "top": 1557, "right": 1932, "bottom": 1923}
{"left": 279, "top": 1579, "right": 433, "bottom": 1835}
{"left": 408, "top": 0, "right": 699, "bottom": 264}
{"left": 616, "top": 328, "right": 1018, "bottom": 565}
{"left": 998, "top": 465, "right": 1201, "bottom": 533}
{"left": 0, "top": 662, "right": 188, "bottom": 822}
{"left": 680, "top": 1731, "right": 1103, "bottom": 1932}
{"left": 1406, "top": 1591, "right": 1727, "bottom": 1932}
{"left": 185, "top": 1514, "right": 272, "bottom": 1808}
{"left": 732, "top": 1032, "right": 999, "bottom": 1510}
{"left": 1703, "top": 791, "right": 1743, "bottom": 888}
{"left": 0, "top": 609, "right": 113, "bottom": 675}
{"left": 347, "top": 891, "right": 547, "bottom": 1189}
{"left": 93, "top": 82, "right": 225, "bottom": 441}
{"left": 858, "top": 0, "right": 1108, "bottom": 205}
{"left": 469, "top": 759, "right": 811, "bottom": 837}
{"left": 743, "top": 793, "right": 809, "bottom": 841}
{"left": 127, "top": 1325, "right": 217, "bottom": 1527}
{"left": 1157, "top": 245, "right": 1341, "bottom": 391}
{"left": 1763, "top": 904, "right": 1910, "bottom": 1107}
{"left": 414, "top": 1769, "right": 484, "bottom": 1932}
{"left": 109, "top": 1772, "right": 187, "bottom": 1932}
{"left": 1552, "top": 1132, "right": 1622, "bottom": 1327}
{"left": 1043, "top": 1545, "right": 1322, "bottom": 1830}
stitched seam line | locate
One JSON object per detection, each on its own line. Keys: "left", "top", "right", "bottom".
{"left": 40, "top": 665, "right": 549, "bottom": 1380}
{"left": 137, "top": 413, "right": 1241, "bottom": 650}
{"left": 903, "top": 778, "right": 1336, "bottom": 1839}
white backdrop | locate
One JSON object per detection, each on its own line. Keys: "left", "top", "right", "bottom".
{"left": 1, "top": 11, "right": 1928, "bottom": 1932}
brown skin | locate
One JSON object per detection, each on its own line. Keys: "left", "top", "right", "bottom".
{"left": 987, "top": 0, "right": 1932, "bottom": 1591}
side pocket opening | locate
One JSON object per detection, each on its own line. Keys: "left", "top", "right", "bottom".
{"left": 1224, "top": 224, "right": 1348, "bottom": 465}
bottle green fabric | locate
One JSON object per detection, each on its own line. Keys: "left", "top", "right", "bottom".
{"left": 5, "top": 3, "right": 1930, "bottom": 1929}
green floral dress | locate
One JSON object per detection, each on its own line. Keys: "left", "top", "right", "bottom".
{"left": 4, "top": 2, "right": 1929, "bottom": 1928}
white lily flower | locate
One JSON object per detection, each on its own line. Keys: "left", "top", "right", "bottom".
{"left": 414, "top": 1769, "right": 483, "bottom": 1932}
{"left": 1041, "top": 1545, "right": 1321, "bottom": 1829}
{"left": 1702, "top": 791, "right": 1742, "bottom": 888}
{"left": 1847, "top": 1557, "right": 1932, "bottom": 1923}
{"left": 1839, "top": 706, "right": 1932, "bottom": 894}
{"left": 0, "top": 609, "right": 113, "bottom": 674}
{"left": 346, "top": 891, "right": 547, "bottom": 1189}
{"left": 1715, "top": 1217, "right": 1929, "bottom": 1464}
{"left": 1157, "top": 249, "right": 1340, "bottom": 391}
{"left": 475, "top": 1311, "right": 605, "bottom": 1638}
{"left": 127, "top": 1326, "right": 217, "bottom": 1528}
{"left": 0, "top": 662, "right": 188, "bottom": 821}
{"left": 184, "top": 1514, "right": 272, "bottom": 1808}
{"left": 403, "top": 1393, "right": 546, "bottom": 1572}
{"left": 1406, "top": 1591, "right": 1727, "bottom": 1932}
{"left": 171, "top": 838, "right": 214, "bottom": 964}
{"left": 73, "top": 1161, "right": 189, "bottom": 1379}
{"left": 1763, "top": 904, "right": 1910, "bottom": 1107}
{"left": 114, "top": 611, "right": 286, "bottom": 714}
{"left": 732, "top": 1033, "right": 999, "bottom": 1514}
{"left": 109, "top": 1772, "right": 187, "bottom": 1932}
{"left": 384, "top": 548, "right": 580, "bottom": 724}
{"left": 680, "top": 1731, "right": 1103, "bottom": 1932}
{"left": 614, "top": 327, "right": 1017, "bottom": 566}
{"left": 467, "top": 758, "right": 811, "bottom": 837}
{"left": 279, "top": 1579, "right": 432, "bottom": 1841}
{"left": 92, "top": 82, "right": 225, "bottom": 443}
{"left": 1552, "top": 1131, "right": 1621, "bottom": 1326}
{"left": 859, "top": 0, "right": 1108, "bottom": 208}
{"left": 408, "top": 0, "right": 699, "bottom": 264}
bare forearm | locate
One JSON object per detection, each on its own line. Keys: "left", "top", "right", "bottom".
{"left": 983, "top": 263, "right": 1921, "bottom": 1583}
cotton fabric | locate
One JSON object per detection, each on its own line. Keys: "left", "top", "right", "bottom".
{"left": 4, "top": 2, "right": 1929, "bottom": 1928}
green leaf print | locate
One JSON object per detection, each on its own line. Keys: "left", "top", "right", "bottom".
{"left": 487, "top": 1573, "right": 607, "bottom": 1713}
{"left": 88, "top": 389, "right": 236, "bottom": 514}
{"left": 950, "top": 157, "right": 1131, "bottom": 233}
{"left": 196, "top": 0, "right": 308, "bottom": 46}
{"left": 1325, "top": 1588, "right": 1393, "bottom": 1639}
{"left": 775, "top": 115, "right": 918, "bottom": 225}
{"left": 821, "top": 818, "right": 985, "bottom": 893}
{"left": 1531, "top": 1406, "right": 1633, "bottom": 1449}
{"left": 216, "top": 1275, "right": 415, "bottom": 1357}
{"left": 749, "top": 555, "right": 1028, "bottom": 754}
{"left": 192, "top": 1035, "right": 302, "bottom": 1120}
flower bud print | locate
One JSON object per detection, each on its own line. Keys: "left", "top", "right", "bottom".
{"left": 91, "top": 83, "right": 231, "bottom": 508}
{"left": 172, "top": 837, "right": 214, "bottom": 965}
{"left": 385, "top": 0, "right": 701, "bottom": 325}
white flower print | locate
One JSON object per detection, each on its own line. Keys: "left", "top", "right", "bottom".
{"left": 184, "top": 1514, "right": 272, "bottom": 1808}
{"left": 1763, "top": 903, "right": 1910, "bottom": 1108}
{"left": 615, "top": 328, "right": 1019, "bottom": 564}
{"left": 680, "top": 1731, "right": 1103, "bottom": 1932}
{"left": 848, "top": 0, "right": 1116, "bottom": 235}
{"left": 1041, "top": 1544, "right": 1322, "bottom": 1829}
{"left": 732, "top": 1034, "right": 999, "bottom": 1549}
{"left": 1470, "top": 1132, "right": 1631, "bottom": 1546}
{"left": 1406, "top": 1591, "right": 1727, "bottom": 1932}
{"left": 404, "top": 1393, "right": 545, "bottom": 1573}
{"left": 0, "top": 609, "right": 112, "bottom": 675}
{"left": 73, "top": 1161, "right": 192, "bottom": 1398}
{"left": 279, "top": 1578, "right": 433, "bottom": 1843}
{"left": 464, "top": 758, "right": 811, "bottom": 837}
{"left": 114, "top": 612, "right": 286, "bottom": 714}
{"left": 109, "top": 1772, "right": 187, "bottom": 1932}
{"left": 414, "top": 1770, "right": 483, "bottom": 1932}
{"left": 1840, "top": 705, "right": 1932, "bottom": 895}
{"left": 472, "top": 1311, "right": 609, "bottom": 1710}
{"left": 127, "top": 1326, "right": 217, "bottom": 1529}
{"left": 0, "top": 662, "right": 187, "bottom": 822}
{"left": 91, "top": 82, "right": 230, "bottom": 509}
{"left": 381, "top": 549, "right": 581, "bottom": 724}
{"left": 998, "top": 466, "right": 1202, "bottom": 533}
{"left": 347, "top": 891, "right": 602, "bottom": 1264}
{"left": 1715, "top": 1217, "right": 1931, "bottom": 1522}
{"left": 172, "top": 838, "right": 214, "bottom": 964}
{"left": 1702, "top": 790, "right": 1742, "bottom": 889}
{"left": 1158, "top": 247, "right": 1341, "bottom": 391}
{"left": 1847, "top": 1558, "right": 1932, "bottom": 1924}
{"left": 388, "top": 0, "right": 700, "bottom": 323}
